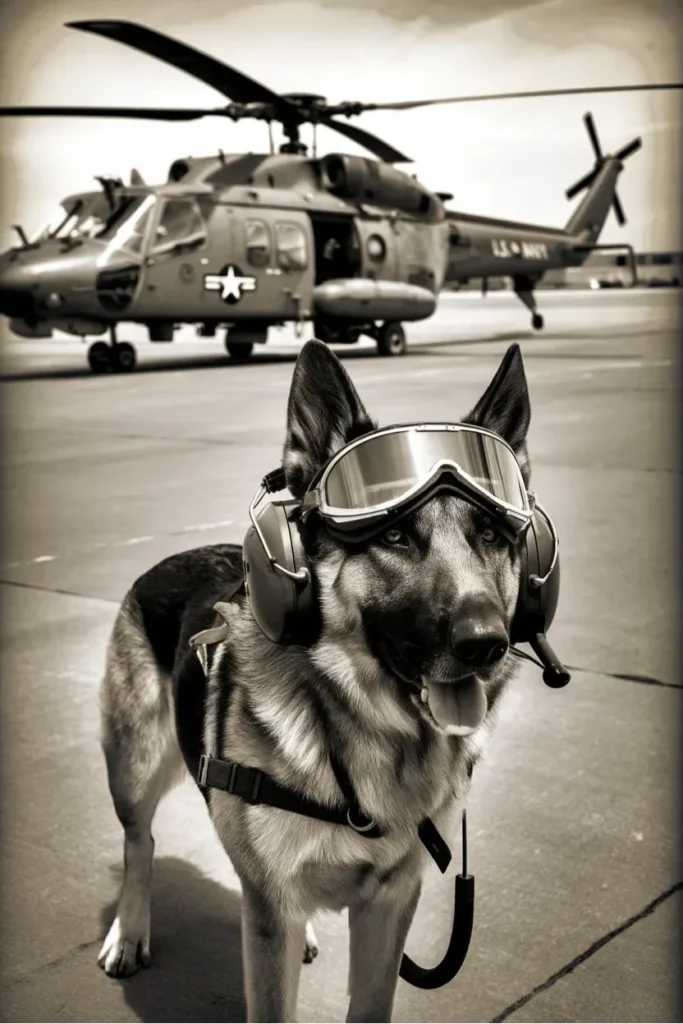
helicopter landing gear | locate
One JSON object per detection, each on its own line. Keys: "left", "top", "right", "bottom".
{"left": 225, "top": 326, "right": 267, "bottom": 361}
{"left": 87, "top": 329, "right": 137, "bottom": 374}
{"left": 87, "top": 341, "right": 111, "bottom": 374}
{"left": 313, "top": 319, "right": 360, "bottom": 345}
{"left": 111, "top": 341, "right": 137, "bottom": 372}
{"left": 376, "top": 321, "right": 407, "bottom": 357}
{"left": 226, "top": 340, "right": 254, "bottom": 361}
{"left": 513, "top": 275, "right": 544, "bottom": 332}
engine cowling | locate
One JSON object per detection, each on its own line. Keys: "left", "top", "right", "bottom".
{"left": 320, "top": 155, "right": 441, "bottom": 220}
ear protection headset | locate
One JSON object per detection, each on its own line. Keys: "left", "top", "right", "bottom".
{"left": 243, "top": 467, "right": 570, "bottom": 688}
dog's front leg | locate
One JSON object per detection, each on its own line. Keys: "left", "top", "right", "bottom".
{"left": 346, "top": 874, "right": 421, "bottom": 1024}
{"left": 241, "top": 881, "right": 305, "bottom": 1023}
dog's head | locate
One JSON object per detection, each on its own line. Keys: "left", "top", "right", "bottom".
{"left": 282, "top": 340, "right": 531, "bottom": 735}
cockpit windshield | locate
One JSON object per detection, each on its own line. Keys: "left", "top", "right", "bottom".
{"left": 32, "top": 196, "right": 110, "bottom": 243}
{"left": 94, "top": 195, "right": 157, "bottom": 266}
{"left": 32, "top": 193, "right": 156, "bottom": 261}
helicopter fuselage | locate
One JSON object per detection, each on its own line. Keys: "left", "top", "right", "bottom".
{"left": 0, "top": 145, "right": 637, "bottom": 369}
{"left": 0, "top": 152, "right": 451, "bottom": 341}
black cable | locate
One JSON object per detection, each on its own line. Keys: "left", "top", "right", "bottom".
{"left": 399, "top": 812, "right": 475, "bottom": 989}
{"left": 510, "top": 646, "right": 544, "bottom": 670}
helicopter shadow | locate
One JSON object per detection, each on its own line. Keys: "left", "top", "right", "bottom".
{"left": 0, "top": 325, "right": 630, "bottom": 382}
{"left": 0, "top": 329, "right": 602, "bottom": 382}
{"left": 98, "top": 857, "right": 247, "bottom": 1023}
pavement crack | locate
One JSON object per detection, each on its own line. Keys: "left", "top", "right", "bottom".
{"left": 489, "top": 881, "right": 683, "bottom": 1022}
{"left": 3, "top": 939, "right": 101, "bottom": 990}
{"left": 0, "top": 578, "right": 117, "bottom": 604}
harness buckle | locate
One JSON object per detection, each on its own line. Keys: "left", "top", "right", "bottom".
{"left": 241, "top": 766, "right": 263, "bottom": 804}
{"left": 197, "top": 754, "right": 210, "bottom": 787}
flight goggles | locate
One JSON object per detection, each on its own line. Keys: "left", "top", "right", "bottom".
{"left": 300, "top": 423, "right": 533, "bottom": 542}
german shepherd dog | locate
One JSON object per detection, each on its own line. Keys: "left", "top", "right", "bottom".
{"left": 98, "top": 339, "right": 532, "bottom": 1023}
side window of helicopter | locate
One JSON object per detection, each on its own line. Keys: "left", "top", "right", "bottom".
{"left": 366, "top": 234, "right": 386, "bottom": 264}
{"left": 246, "top": 219, "right": 271, "bottom": 268}
{"left": 275, "top": 222, "right": 308, "bottom": 272}
{"left": 151, "top": 200, "right": 207, "bottom": 257}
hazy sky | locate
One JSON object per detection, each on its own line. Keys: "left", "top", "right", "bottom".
{"left": 0, "top": 0, "right": 680, "bottom": 251}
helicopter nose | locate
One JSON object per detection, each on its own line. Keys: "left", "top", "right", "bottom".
{"left": 0, "top": 253, "right": 38, "bottom": 319}
{"left": 0, "top": 245, "right": 107, "bottom": 321}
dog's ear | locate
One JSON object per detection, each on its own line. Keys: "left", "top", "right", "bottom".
{"left": 463, "top": 344, "right": 531, "bottom": 485}
{"left": 283, "top": 339, "right": 376, "bottom": 500}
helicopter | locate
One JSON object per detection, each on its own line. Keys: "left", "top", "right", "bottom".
{"left": 0, "top": 20, "right": 680, "bottom": 373}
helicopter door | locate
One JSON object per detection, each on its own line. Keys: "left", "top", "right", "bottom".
{"left": 354, "top": 219, "right": 398, "bottom": 281}
{"left": 141, "top": 197, "right": 210, "bottom": 317}
{"left": 228, "top": 212, "right": 314, "bottom": 323}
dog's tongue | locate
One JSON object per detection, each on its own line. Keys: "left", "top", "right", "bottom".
{"left": 422, "top": 676, "right": 487, "bottom": 736}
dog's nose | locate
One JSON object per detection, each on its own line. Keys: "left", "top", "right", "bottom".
{"left": 453, "top": 632, "right": 509, "bottom": 667}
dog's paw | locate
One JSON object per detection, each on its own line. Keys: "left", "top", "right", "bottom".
{"left": 98, "top": 916, "right": 151, "bottom": 978}
{"left": 302, "top": 920, "right": 319, "bottom": 964}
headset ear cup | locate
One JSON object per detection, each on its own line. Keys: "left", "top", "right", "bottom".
{"left": 242, "top": 500, "right": 316, "bottom": 645}
{"left": 511, "top": 510, "right": 560, "bottom": 644}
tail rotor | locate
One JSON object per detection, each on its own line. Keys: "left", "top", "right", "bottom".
{"left": 565, "top": 113, "right": 642, "bottom": 226}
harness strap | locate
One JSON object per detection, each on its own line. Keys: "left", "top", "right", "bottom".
{"left": 198, "top": 751, "right": 451, "bottom": 872}
{"left": 189, "top": 574, "right": 452, "bottom": 873}
{"left": 198, "top": 753, "right": 384, "bottom": 838}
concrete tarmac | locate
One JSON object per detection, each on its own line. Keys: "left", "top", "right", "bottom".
{"left": 0, "top": 289, "right": 680, "bottom": 1023}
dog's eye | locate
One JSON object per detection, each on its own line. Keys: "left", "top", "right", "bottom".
{"left": 383, "top": 527, "right": 408, "bottom": 548}
{"left": 481, "top": 526, "right": 498, "bottom": 544}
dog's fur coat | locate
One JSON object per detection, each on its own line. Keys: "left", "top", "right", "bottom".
{"left": 98, "top": 340, "right": 532, "bottom": 1023}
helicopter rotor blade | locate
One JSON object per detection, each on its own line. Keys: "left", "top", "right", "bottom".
{"left": 66, "top": 20, "right": 410, "bottom": 160}
{"left": 0, "top": 104, "right": 214, "bottom": 121}
{"left": 583, "top": 112, "right": 603, "bottom": 162}
{"left": 612, "top": 191, "right": 627, "bottom": 226}
{"left": 317, "top": 115, "right": 410, "bottom": 163}
{"left": 66, "top": 20, "right": 297, "bottom": 117}
{"left": 615, "top": 136, "right": 642, "bottom": 161}
{"left": 332, "top": 81, "right": 683, "bottom": 116}
{"left": 565, "top": 170, "right": 597, "bottom": 200}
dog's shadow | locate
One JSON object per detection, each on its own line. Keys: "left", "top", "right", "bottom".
{"left": 100, "top": 857, "right": 247, "bottom": 1023}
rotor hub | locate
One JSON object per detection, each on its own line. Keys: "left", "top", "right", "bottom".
{"left": 280, "top": 93, "right": 328, "bottom": 110}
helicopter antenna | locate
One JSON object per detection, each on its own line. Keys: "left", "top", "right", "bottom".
{"left": 267, "top": 120, "right": 274, "bottom": 155}
{"left": 312, "top": 122, "right": 318, "bottom": 159}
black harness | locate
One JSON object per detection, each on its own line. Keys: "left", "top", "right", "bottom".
{"left": 190, "top": 578, "right": 451, "bottom": 872}
{"left": 189, "top": 577, "right": 474, "bottom": 989}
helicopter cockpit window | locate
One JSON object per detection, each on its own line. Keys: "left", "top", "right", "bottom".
{"left": 275, "top": 222, "right": 308, "bottom": 272}
{"left": 366, "top": 234, "right": 386, "bottom": 263}
{"left": 94, "top": 195, "right": 156, "bottom": 261}
{"left": 246, "top": 219, "right": 271, "bottom": 268}
{"left": 32, "top": 198, "right": 110, "bottom": 244}
{"left": 150, "top": 200, "right": 207, "bottom": 256}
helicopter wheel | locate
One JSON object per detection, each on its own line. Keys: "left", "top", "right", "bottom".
{"left": 226, "top": 340, "right": 254, "bottom": 362}
{"left": 531, "top": 313, "right": 544, "bottom": 331}
{"left": 111, "top": 342, "right": 137, "bottom": 373}
{"left": 342, "top": 327, "right": 361, "bottom": 345}
{"left": 313, "top": 319, "right": 344, "bottom": 344}
{"left": 87, "top": 341, "right": 112, "bottom": 374}
{"left": 377, "top": 322, "right": 407, "bottom": 357}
